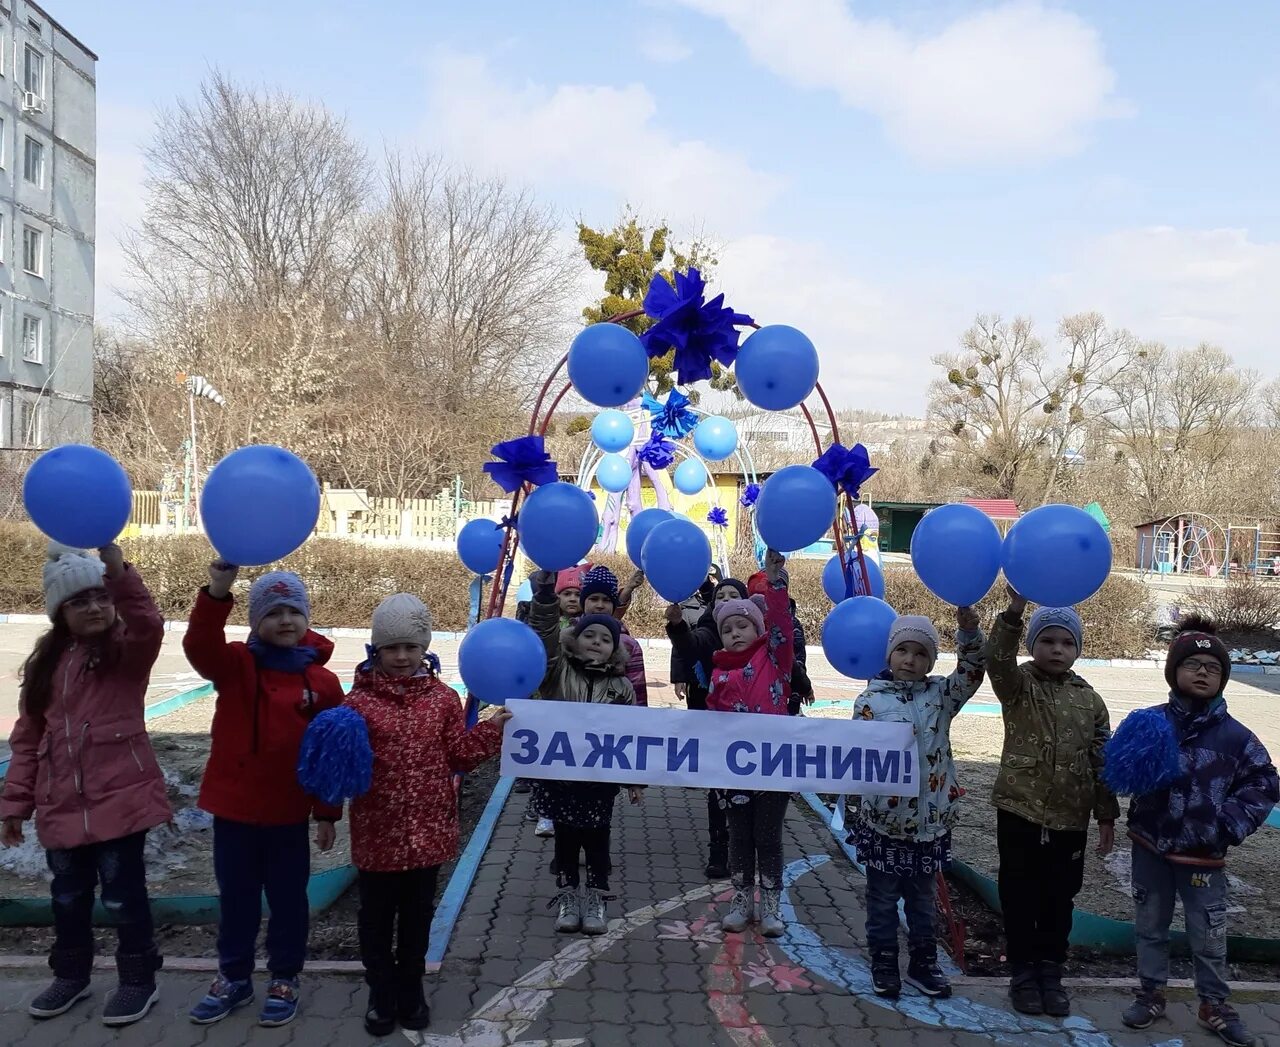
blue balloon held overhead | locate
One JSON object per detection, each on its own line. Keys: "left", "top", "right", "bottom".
{"left": 1002, "top": 503, "right": 1112, "bottom": 607}
{"left": 625, "top": 506, "right": 673, "bottom": 568}
{"left": 673, "top": 458, "right": 707, "bottom": 495}
{"left": 458, "top": 617, "right": 547, "bottom": 705}
{"left": 642, "top": 516, "right": 712, "bottom": 603}
{"left": 568, "top": 323, "right": 649, "bottom": 408}
{"left": 591, "top": 410, "right": 635, "bottom": 453}
{"left": 822, "top": 596, "right": 897, "bottom": 680}
{"left": 457, "top": 518, "right": 505, "bottom": 576}
{"left": 202, "top": 445, "right": 320, "bottom": 566}
{"left": 735, "top": 325, "right": 820, "bottom": 411}
{"left": 594, "top": 453, "right": 633, "bottom": 494}
{"left": 517, "top": 482, "right": 598, "bottom": 571}
{"left": 23, "top": 445, "right": 132, "bottom": 549}
{"left": 822, "top": 552, "right": 884, "bottom": 603}
{"left": 910, "top": 503, "right": 1002, "bottom": 607}
{"left": 755, "top": 465, "right": 836, "bottom": 553}
{"left": 516, "top": 579, "right": 533, "bottom": 603}
{"left": 692, "top": 416, "right": 738, "bottom": 462}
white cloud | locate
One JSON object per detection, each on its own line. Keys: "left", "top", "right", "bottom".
{"left": 423, "top": 52, "right": 782, "bottom": 232}
{"left": 638, "top": 24, "right": 694, "bottom": 64}
{"left": 672, "top": 0, "right": 1122, "bottom": 163}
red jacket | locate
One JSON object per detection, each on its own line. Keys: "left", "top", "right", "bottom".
{"left": 344, "top": 666, "right": 502, "bottom": 871}
{"left": 184, "top": 589, "right": 344, "bottom": 825}
{"left": 0, "top": 567, "right": 171, "bottom": 850}
{"left": 706, "top": 580, "right": 794, "bottom": 716}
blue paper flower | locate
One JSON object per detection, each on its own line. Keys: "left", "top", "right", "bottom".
{"left": 642, "top": 389, "right": 699, "bottom": 439}
{"left": 740, "top": 482, "right": 760, "bottom": 508}
{"left": 640, "top": 267, "right": 754, "bottom": 385}
{"left": 483, "top": 436, "right": 559, "bottom": 493}
{"left": 637, "top": 433, "right": 677, "bottom": 470}
{"left": 707, "top": 506, "right": 729, "bottom": 528}
{"left": 813, "top": 443, "right": 878, "bottom": 499}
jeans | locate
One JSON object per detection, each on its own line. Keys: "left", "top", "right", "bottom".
{"left": 554, "top": 824, "right": 611, "bottom": 890}
{"left": 213, "top": 818, "right": 311, "bottom": 982}
{"left": 357, "top": 867, "right": 439, "bottom": 985}
{"left": 865, "top": 866, "right": 937, "bottom": 953}
{"left": 725, "top": 791, "right": 789, "bottom": 891}
{"left": 47, "top": 830, "right": 155, "bottom": 978}
{"left": 996, "top": 810, "right": 1086, "bottom": 966}
{"left": 1131, "top": 842, "right": 1231, "bottom": 1003}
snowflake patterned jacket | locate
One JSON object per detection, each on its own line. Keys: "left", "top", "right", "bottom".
{"left": 706, "top": 579, "right": 794, "bottom": 716}
{"left": 344, "top": 665, "right": 503, "bottom": 871}
{"left": 851, "top": 629, "right": 986, "bottom": 842}
{"left": 1126, "top": 694, "right": 1278, "bottom": 861}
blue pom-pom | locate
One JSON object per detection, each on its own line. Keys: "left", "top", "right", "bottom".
{"left": 693, "top": 662, "right": 708, "bottom": 690}
{"left": 1103, "top": 707, "right": 1182, "bottom": 797}
{"left": 298, "top": 706, "right": 373, "bottom": 806}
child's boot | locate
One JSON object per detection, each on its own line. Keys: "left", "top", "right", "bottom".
{"left": 396, "top": 964, "right": 431, "bottom": 1032}
{"left": 102, "top": 949, "right": 162, "bottom": 1026}
{"left": 870, "top": 948, "right": 901, "bottom": 998}
{"left": 906, "top": 942, "right": 951, "bottom": 998}
{"left": 363, "top": 964, "right": 397, "bottom": 1038}
{"left": 1009, "top": 963, "right": 1043, "bottom": 1015}
{"left": 581, "top": 887, "right": 607, "bottom": 936}
{"left": 721, "top": 888, "right": 753, "bottom": 933}
{"left": 552, "top": 887, "right": 582, "bottom": 933}
{"left": 1037, "top": 961, "right": 1070, "bottom": 1017}
{"left": 29, "top": 943, "right": 95, "bottom": 1019}
{"left": 759, "top": 889, "right": 784, "bottom": 938}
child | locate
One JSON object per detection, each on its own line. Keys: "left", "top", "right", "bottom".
{"left": 986, "top": 587, "right": 1119, "bottom": 1017}
{"left": 343, "top": 594, "right": 512, "bottom": 1037}
{"left": 1119, "top": 615, "right": 1278, "bottom": 1047}
{"left": 852, "top": 609, "right": 985, "bottom": 999}
{"left": 705, "top": 549, "right": 794, "bottom": 937}
{"left": 0, "top": 543, "right": 168, "bottom": 1027}
{"left": 529, "top": 571, "right": 641, "bottom": 935}
{"left": 747, "top": 569, "right": 813, "bottom": 713}
{"left": 580, "top": 565, "right": 648, "bottom": 705}
{"left": 184, "top": 564, "right": 345, "bottom": 1028}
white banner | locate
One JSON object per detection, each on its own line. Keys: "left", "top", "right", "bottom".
{"left": 499, "top": 699, "right": 917, "bottom": 796}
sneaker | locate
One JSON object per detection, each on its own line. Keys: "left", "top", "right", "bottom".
{"left": 535, "top": 817, "right": 555, "bottom": 838}
{"left": 29, "top": 977, "right": 92, "bottom": 1019}
{"left": 581, "top": 887, "right": 607, "bottom": 936}
{"left": 906, "top": 947, "right": 952, "bottom": 998}
{"left": 1121, "top": 989, "right": 1167, "bottom": 1030}
{"left": 759, "top": 889, "right": 784, "bottom": 938}
{"left": 259, "top": 978, "right": 300, "bottom": 1027}
{"left": 189, "top": 975, "right": 254, "bottom": 1025}
{"left": 103, "top": 983, "right": 160, "bottom": 1027}
{"left": 1037, "top": 961, "right": 1069, "bottom": 1017}
{"left": 721, "top": 888, "right": 752, "bottom": 933}
{"left": 523, "top": 806, "right": 539, "bottom": 823}
{"left": 1009, "top": 965, "right": 1043, "bottom": 1016}
{"left": 552, "top": 887, "right": 581, "bottom": 933}
{"left": 870, "top": 950, "right": 901, "bottom": 998}
{"left": 513, "top": 778, "right": 532, "bottom": 794}
{"left": 1198, "top": 1001, "right": 1256, "bottom": 1047}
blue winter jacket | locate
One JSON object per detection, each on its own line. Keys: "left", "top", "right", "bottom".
{"left": 1126, "top": 694, "right": 1278, "bottom": 860}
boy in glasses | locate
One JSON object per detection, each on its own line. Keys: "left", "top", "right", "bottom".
{"left": 1121, "top": 615, "right": 1278, "bottom": 1047}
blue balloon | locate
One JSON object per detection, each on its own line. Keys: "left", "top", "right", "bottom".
{"left": 516, "top": 579, "right": 533, "bottom": 603}
{"left": 673, "top": 458, "right": 707, "bottom": 496}
{"left": 625, "top": 507, "right": 673, "bottom": 568}
{"left": 568, "top": 324, "right": 649, "bottom": 408}
{"left": 822, "top": 596, "right": 898, "bottom": 680}
{"left": 693, "top": 416, "right": 738, "bottom": 461}
{"left": 755, "top": 465, "right": 837, "bottom": 553}
{"left": 457, "top": 518, "right": 505, "bottom": 575}
{"left": 595, "top": 453, "right": 633, "bottom": 494}
{"left": 910, "top": 503, "right": 1002, "bottom": 606}
{"left": 202, "top": 446, "right": 319, "bottom": 566}
{"left": 642, "top": 517, "right": 712, "bottom": 603}
{"left": 1002, "top": 504, "right": 1112, "bottom": 607}
{"left": 591, "top": 410, "right": 635, "bottom": 453}
{"left": 458, "top": 617, "right": 547, "bottom": 705}
{"left": 822, "top": 552, "right": 884, "bottom": 602}
{"left": 517, "top": 482, "right": 598, "bottom": 571}
{"left": 735, "top": 325, "right": 820, "bottom": 411}
{"left": 23, "top": 445, "right": 131, "bottom": 549}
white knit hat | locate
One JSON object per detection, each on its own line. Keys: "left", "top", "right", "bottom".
{"left": 371, "top": 593, "right": 433, "bottom": 651}
{"left": 43, "top": 541, "right": 107, "bottom": 620}
{"left": 886, "top": 615, "right": 940, "bottom": 670}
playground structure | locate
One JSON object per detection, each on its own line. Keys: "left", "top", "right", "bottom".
{"left": 1136, "top": 512, "right": 1280, "bottom": 579}
{"left": 1224, "top": 522, "right": 1280, "bottom": 578}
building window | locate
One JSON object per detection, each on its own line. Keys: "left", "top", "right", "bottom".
{"left": 23, "top": 136, "right": 43, "bottom": 186}
{"left": 17, "top": 397, "right": 44, "bottom": 448}
{"left": 23, "top": 44, "right": 44, "bottom": 97}
{"left": 22, "top": 225, "right": 43, "bottom": 275}
{"left": 22, "top": 315, "right": 43, "bottom": 363}
{"left": 28, "top": 18, "right": 43, "bottom": 35}
{"left": 0, "top": 117, "right": 6, "bottom": 166}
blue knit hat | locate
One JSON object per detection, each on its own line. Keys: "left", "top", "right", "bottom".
{"left": 249, "top": 571, "right": 311, "bottom": 631}
{"left": 580, "top": 566, "right": 620, "bottom": 607}
{"left": 574, "top": 612, "right": 621, "bottom": 650}
{"left": 1027, "top": 606, "right": 1082, "bottom": 654}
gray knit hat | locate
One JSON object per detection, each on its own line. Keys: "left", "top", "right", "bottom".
{"left": 886, "top": 615, "right": 940, "bottom": 670}
{"left": 43, "top": 541, "right": 107, "bottom": 620}
{"left": 248, "top": 571, "right": 310, "bottom": 631}
{"left": 1027, "top": 606, "right": 1083, "bottom": 654}
{"left": 371, "top": 593, "right": 433, "bottom": 651}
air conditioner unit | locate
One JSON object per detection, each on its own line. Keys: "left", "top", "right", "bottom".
{"left": 22, "top": 91, "right": 44, "bottom": 113}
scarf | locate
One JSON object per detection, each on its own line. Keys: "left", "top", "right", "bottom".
{"left": 248, "top": 635, "right": 319, "bottom": 673}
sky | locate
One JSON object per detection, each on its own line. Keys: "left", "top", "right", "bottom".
{"left": 58, "top": 0, "right": 1280, "bottom": 414}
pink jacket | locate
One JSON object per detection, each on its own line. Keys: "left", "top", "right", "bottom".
{"left": 0, "top": 567, "right": 172, "bottom": 851}
{"left": 706, "top": 580, "right": 794, "bottom": 716}
{"left": 619, "top": 626, "right": 649, "bottom": 707}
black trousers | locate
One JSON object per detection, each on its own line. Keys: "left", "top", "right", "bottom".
{"left": 996, "top": 809, "right": 1086, "bottom": 967}
{"left": 726, "top": 791, "right": 789, "bottom": 891}
{"left": 357, "top": 866, "right": 440, "bottom": 986}
{"left": 707, "top": 790, "right": 728, "bottom": 865}
{"left": 554, "top": 825, "right": 610, "bottom": 890}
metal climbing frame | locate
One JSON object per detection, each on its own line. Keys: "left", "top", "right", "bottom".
{"left": 1224, "top": 524, "right": 1280, "bottom": 578}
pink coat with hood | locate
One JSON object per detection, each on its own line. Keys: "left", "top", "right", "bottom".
{"left": 0, "top": 566, "right": 172, "bottom": 850}
{"left": 706, "top": 579, "right": 794, "bottom": 715}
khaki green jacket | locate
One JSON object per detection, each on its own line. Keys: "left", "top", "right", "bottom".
{"left": 985, "top": 614, "right": 1120, "bottom": 832}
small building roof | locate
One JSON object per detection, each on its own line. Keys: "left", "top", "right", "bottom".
{"left": 962, "top": 498, "right": 1022, "bottom": 521}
